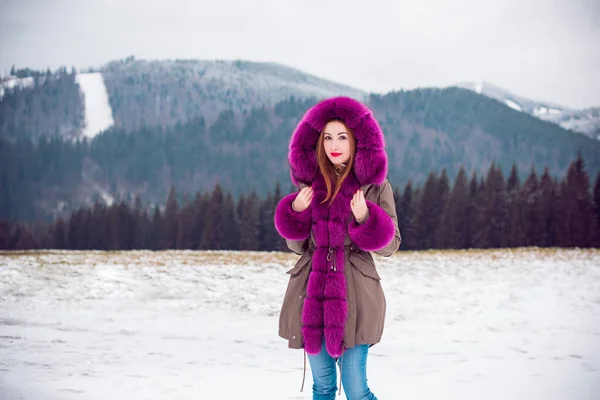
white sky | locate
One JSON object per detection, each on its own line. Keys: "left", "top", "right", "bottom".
{"left": 0, "top": 0, "right": 599, "bottom": 109}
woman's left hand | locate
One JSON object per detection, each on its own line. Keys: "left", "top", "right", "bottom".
{"left": 351, "top": 190, "right": 368, "bottom": 222}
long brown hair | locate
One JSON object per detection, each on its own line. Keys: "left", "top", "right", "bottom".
{"left": 316, "top": 119, "right": 356, "bottom": 205}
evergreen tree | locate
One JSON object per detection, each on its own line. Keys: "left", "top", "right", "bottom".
{"left": 132, "top": 195, "right": 147, "bottom": 249}
{"left": 413, "top": 171, "right": 443, "bottom": 250}
{"left": 0, "top": 222, "right": 10, "bottom": 249}
{"left": 176, "top": 197, "right": 195, "bottom": 249}
{"left": 539, "top": 168, "right": 556, "bottom": 247}
{"left": 439, "top": 167, "right": 471, "bottom": 249}
{"left": 200, "top": 184, "right": 224, "bottom": 250}
{"left": 67, "top": 209, "right": 89, "bottom": 249}
{"left": 191, "top": 193, "right": 210, "bottom": 249}
{"left": 89, "top": 202, "right": 109, "bottom": 250}
{"left": 259, "top": 191, "right": 279, "bottom": 251}
{"left": 11, "top": 225, "right": 37, "bottom": 250}
{"left": 473, "top": 162, "right": 507, "bottom": 248}
{"left": 593, "top": 172, "right": 600, "bottom": 247}
{"left": 162, "top": 186, "right": 179, "bottom": 249}
{"left": 221, "top": 192, "right": 240, "bottom": 250}
{"left": 433, "top": 169, "right": 450, "bottom": 247}
{"left": 149, "top": 206, "right": 162, "bottom": 250}
{"left": 395, "top": 184, "right": 413, "bottom": 251}
{"left": 552, "top": 180, "right": 568, "bottom": 247}
{"left": 506, "top": 164, "right": 524, "bottom": 247}
{"left": 522, "top": 166, "right": 543, "bottom": 246}
{"left": 239, "top": 191, "right": 261, "bottom": 250}
{"left": 557, "top": 155, "right": 593, "bottom": 247}
{"left": 506, "top": 162, "right": 520, "bottom": 192}
{"left": 52, "top": 217, "right": 67, "bottom": 249}
{"left": 273, "top": 182, "right": 287, "bottom": 251}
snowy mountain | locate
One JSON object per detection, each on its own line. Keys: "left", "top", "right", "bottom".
{"left": 453, "top": 81, "right": 600, "bottom": 140}
{"left": 0, "top": 58, "right": 367, "bottom": 139}
{"left": 101, "top": 57, "right": 367, "bottom": 132}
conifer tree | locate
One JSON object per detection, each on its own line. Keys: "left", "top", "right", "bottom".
{"left": 539, "top": 168, "right": 556, "bottom": 247}
{"left": 439, "top": 167, "right": 471, "bottom": 249}
{"left": 177, "top": 197, "right": 195, "bottom": 249}
{"left": 506, "top": 164, "right": 524, "bottom": 247}
{"left": 200, "top": 184, "right": 224, "bottom": 250}
{"left": 474, "top": 162, "right": 507, "bottom": 248}
{"left": 163, "top": 186, "right": 179, "bottom": 249}
{"left": 522, "top": 166, "right": 543, "bottom": 246}
{"left": 239, "top": 191, "right": 261, "bottom": 250}
{"left": 592, "top": 172, "right": 600, "bottom": 247}
{"left": 52, "top": 217, "right": 67, "bottom": 249}
{"left": 222, "top": 192, "right": 240, "bottom": 250}
{"left": 559, "top": 155, "right": 593, "bottom": 247}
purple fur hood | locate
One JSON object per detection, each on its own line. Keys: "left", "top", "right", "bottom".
{"left": 275, "top": 97, "right": 399, "bottom": 359}
{"left": 288, "top": 96, "right": 388, "bottom": 187}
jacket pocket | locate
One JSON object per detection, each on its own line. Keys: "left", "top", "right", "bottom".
{"left": 286, "top": 252, "right": 312, "bottom": 275}
{"left": 349, "top": 252, "right": 381, "bottom": 280}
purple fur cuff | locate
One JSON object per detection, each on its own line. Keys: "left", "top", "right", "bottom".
{"left": 274, "top": 192, "right": 312, "bottom": 241}
{"left": 348, "top": 201, "right": 395, "bottom": 251}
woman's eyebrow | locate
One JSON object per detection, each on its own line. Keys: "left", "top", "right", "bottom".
{"left": 324, "top": 131, "right": 348, "bottom": 135}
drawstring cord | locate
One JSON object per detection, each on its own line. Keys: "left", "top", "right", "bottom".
{"left": 338, "top": 343, "right": 345, "bottom": 396}
{"left": 300, "top": 348, "right": 307, "bottom": 392}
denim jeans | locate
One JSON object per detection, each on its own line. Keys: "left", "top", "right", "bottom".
{"left": 307, "top": 340, "right": 378, "bottom": 400}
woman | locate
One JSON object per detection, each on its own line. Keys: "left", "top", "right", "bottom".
{"left": 274, "top": 96, "right": 401, "bottom": 399}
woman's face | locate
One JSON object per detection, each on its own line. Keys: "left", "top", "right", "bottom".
{"left": 323, "top": 120, "right": 351, "bottom": 165}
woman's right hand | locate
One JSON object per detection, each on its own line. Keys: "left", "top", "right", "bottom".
{"left": 292, "top": 186, "right": 313, "bottom": 212}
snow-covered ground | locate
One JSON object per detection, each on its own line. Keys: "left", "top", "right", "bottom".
{"left": 1, "top": 249, "right": 599, "bottom": 400}
{"left": 75, "top": 73, "right": 114, "bottom": 139}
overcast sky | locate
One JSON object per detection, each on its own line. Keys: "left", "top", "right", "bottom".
{"left": 1, "top": 0, "right": 598, "bottom": 109}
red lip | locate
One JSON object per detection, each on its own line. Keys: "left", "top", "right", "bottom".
{"left": 331, "top": 152, "right": 343, "bottom": 157}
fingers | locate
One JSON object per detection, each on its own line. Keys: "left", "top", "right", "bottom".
{"left": 351, "top": 190, "right": 361, "bottom": 211}
{"left": 297, "top": 186, "right": 313, "bottom": 207}
{"left": 352, "top": 190, "right": 364, "bottom": 204}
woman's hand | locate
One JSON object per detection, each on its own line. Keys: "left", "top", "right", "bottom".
{"left": 292, "top": 186, "right": 313, "bottom": 212}
{"left": 351, "top": 189, "right": 368, "bottom": 221}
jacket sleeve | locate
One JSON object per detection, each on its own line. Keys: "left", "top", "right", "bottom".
{"left": 285, "top": 238, "right": 309, "bottom": 255}
{"left": 348, "top": 180, "right": 401, "bottom": 256}
{"left": 274, "top": 192, "right": 312, "bottom": 241}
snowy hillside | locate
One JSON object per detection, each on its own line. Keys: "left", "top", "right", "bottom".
{"left": 454, "top": 81, "right": 600, "bottom": 140}
{"left": 105, "top": 58, "right": 367, "bottom": 104}
{"left": 100, "top": 58, "right": 368, "bottom": 132}
{"left": 1, "top": 249, "right": 599, "bottom": 399}
{"left": 0, "top": 76, "right": 35, "bottom": 99}
{"left": 75, "top": 73, "right": 114, "bottom": 139}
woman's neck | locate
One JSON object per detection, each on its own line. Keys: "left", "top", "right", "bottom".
{"left": 333, "top": 163, "right": 347, "bottom": 175}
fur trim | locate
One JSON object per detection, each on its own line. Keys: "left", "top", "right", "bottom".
{"left": 301, "top": 174, "right": 360, "bottom": 358}
{"left": 348, "top": 201, "right": 396, "bottom": 251}
{"left": 274, "top": 192, "right": 311, "bottom": 240}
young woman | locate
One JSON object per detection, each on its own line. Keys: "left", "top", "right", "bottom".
{"left": 274, "top": 96, "right": 401, "bottom": 399}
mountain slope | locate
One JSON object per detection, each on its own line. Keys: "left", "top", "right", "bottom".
{"left": 3, "top": 89, "right": 600, "bottom": 222}
{"left": 454, "top": 81, "right": 600, "bottom": 140}
{"left": 101, "top": 57, "right": 367, "bottom": 132}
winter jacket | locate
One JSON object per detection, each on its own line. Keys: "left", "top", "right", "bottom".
{"left": 274, "top": 96, "right": 402, "bottom": 359}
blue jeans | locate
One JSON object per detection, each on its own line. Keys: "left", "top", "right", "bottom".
{"left": 307, "top": 340, "right": 378, "bottom": 400}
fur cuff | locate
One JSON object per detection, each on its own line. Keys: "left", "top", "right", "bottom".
{"left": 274, "top": 193, "right": 312, "bottom": 240}
{"left": 348, "top": 201, "right": 395, "bottom": 251}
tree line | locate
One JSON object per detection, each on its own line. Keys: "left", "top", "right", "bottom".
{"left": 1, "top": 155, "right": 599, "bottom": 251}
